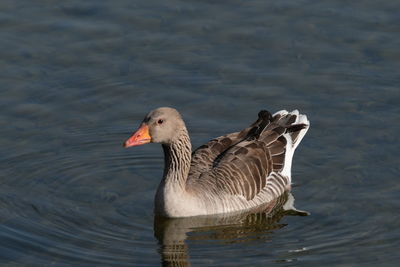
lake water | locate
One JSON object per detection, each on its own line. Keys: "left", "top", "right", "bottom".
{"left": 1, "top": 0, "right": 399, "bottom": 266}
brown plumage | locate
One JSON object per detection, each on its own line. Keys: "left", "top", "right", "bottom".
{"left": 124, "top": 107, "right": 309, "bottom": 217}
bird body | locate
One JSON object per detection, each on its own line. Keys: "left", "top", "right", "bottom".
{"left": 124, "top": 107, "right": 309, "bottom": 218}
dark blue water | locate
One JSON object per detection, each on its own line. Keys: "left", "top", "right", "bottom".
{"left": 1, "top": 0, "right": 399, "bottom": 266}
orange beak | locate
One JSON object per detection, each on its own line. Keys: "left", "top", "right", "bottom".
{"left": 123, "top": 124, "right": 152, "bottom": 147}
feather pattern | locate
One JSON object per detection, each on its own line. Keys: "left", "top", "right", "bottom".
{"left": 124, "top": 107, "right": 309, "bottom": 217}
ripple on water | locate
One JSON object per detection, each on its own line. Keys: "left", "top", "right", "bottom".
{"left": 0, "top": 181, "right": 158, "bottom": 265}
{"left": 0, "top": 121, "right": 163, "bottom": 265}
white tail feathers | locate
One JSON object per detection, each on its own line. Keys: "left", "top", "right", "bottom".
{"left": 291, "top": 111, "right": 310, "bottom": 150}
{"left": 274, "top": 110, "right": 310, "bottom": 181}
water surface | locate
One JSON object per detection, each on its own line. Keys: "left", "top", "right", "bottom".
{"left": 0, "top": 0, "right": 399, "bottom": 266}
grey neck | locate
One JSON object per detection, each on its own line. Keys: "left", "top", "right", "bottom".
{"left": 161, "top": 128, "right": 192, "bottom": 190}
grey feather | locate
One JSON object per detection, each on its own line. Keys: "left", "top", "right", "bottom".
{"left": 125, "top": 107, "right": 310, "bottom": 217}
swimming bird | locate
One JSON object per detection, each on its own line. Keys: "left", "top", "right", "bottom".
{"left": 123, "top": 107, "right": 309, "bottom": 218}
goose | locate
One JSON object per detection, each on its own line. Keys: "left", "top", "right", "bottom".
{"left": 123, "top": 107, "right": 309, "bottom": 218}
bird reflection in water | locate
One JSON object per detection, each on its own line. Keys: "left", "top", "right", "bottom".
{"left": 154, "top": 192, "right": 308, "bottom": 266}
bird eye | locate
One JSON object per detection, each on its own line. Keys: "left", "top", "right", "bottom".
{"left": 157, "top": 119, "right": 164, "bottom": 124}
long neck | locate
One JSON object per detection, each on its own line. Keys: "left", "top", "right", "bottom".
{"left": 161, "top": 128, "right": 192, "bottom": 190}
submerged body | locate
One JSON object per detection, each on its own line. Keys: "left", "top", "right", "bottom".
{"left": 124, "top": 107, "right": 309, "bottom": 218}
